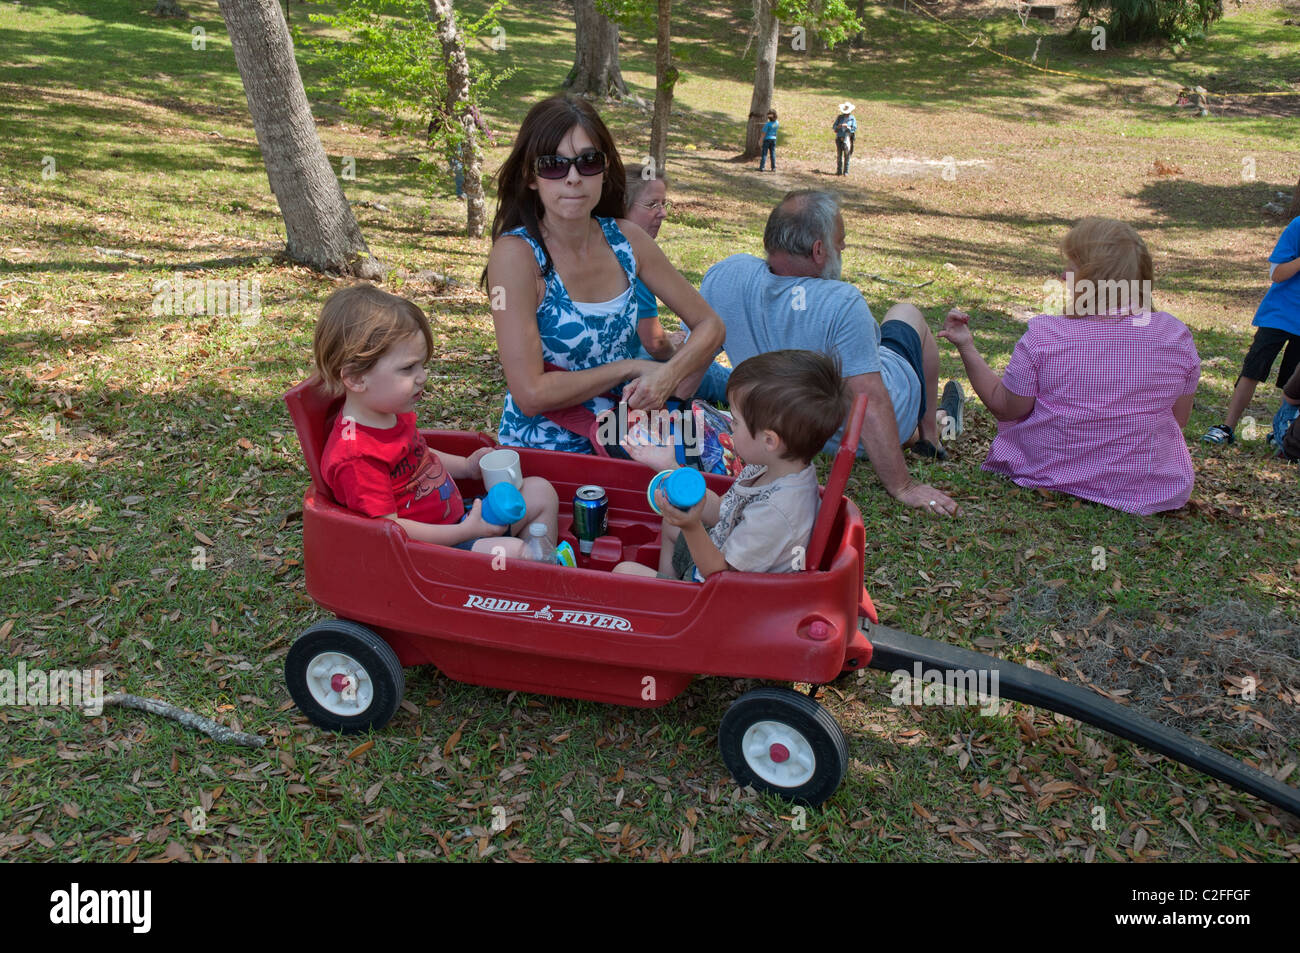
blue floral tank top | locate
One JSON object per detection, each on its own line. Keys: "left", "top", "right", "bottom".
{"left": 496, "top": 216, "right": 641, "bottom": 453}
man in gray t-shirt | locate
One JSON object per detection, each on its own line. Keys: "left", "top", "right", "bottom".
{"left": 700, "top": 189, "right": 961, "bottom": 517}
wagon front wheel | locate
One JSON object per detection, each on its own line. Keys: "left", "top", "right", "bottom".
{"left": 285, "top": 619, "right": 404, "bottom": 733}
{"left": 718, "top": 687, "right": 848, "bottom": 807}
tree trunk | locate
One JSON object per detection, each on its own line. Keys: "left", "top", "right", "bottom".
{"left": 152, "top": 0, "right": 188, "bottom": 18}
{"left": 217, "top": 0, "right": 381, "bottom": 277}
{"left": 428, "top": 0, "right": 486, "bottom": 238}
{"left": 649, "top": 0, "right": 677, "bottom": 173}
{"left": 1289, "top": 173, "right": 1300, "bottom": 220}
{"left": 744, "top": 0, "right": 779, "bottom": 159}
{"left": 564, "top": 0, "right": 628, "bottom": 99}
{"left": 852, "top": 0, "right": 867, "bottom": 46}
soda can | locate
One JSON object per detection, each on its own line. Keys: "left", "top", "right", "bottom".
{"left": 573, "top": 485, "right": 608, "bottom": 555}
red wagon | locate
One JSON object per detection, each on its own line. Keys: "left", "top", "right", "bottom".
{"left": 284, "top": 379, "right": 877, "bottom": 806}
{"left": 285, "top": 380, "right": 1300, "bottom": 818}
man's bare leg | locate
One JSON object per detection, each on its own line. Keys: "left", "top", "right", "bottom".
{"left": 882, "top": 302, "right": 941, "bottom": 444}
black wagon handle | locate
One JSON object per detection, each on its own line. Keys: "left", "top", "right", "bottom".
{"left": 865, "top": 623, "right": 1300, "bottom": 818}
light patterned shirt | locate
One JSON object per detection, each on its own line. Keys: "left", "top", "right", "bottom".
{"left": 699, "top": 463, "right": 820, "bottom": 578}
{"left": 983, "top": 311, "right": 1200, "bottom": 515}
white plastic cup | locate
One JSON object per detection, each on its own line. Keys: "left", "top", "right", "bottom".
{"left": 480, "top": 448, "right": 523, "bottom": 490}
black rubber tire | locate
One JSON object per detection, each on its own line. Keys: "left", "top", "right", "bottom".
{"left": 718, "top": 686, "right": 849, "bottom": 807}
{"left": 285, "top": 619, "right": 405, "bottom": 733}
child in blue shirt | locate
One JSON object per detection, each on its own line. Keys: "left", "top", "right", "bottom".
{"left": 1202, "top": 216, "right": 1300, "bottom": 445}
{"left": 759, "top": 110, "right": 779, "bottom": 172}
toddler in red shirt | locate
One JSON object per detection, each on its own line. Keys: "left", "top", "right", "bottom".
{"left": 314, "top": 284, "right": 558, "bottom": 555}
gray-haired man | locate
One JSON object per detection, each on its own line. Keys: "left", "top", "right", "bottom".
{"left": 700, "top": 189, "right": 964, "bottom": 517}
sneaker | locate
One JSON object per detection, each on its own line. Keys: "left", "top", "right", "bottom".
{"left": 1271, "top": 402, "right": 1299, "bottom": 447}
{"left": 910, "top": 439, "right": 948, "bottom": 461}
{"left": 939, "top": 380, "right": 965, "bottom": 440}
{"left": 1201, "top": 423, "right": 1234, "bottom": 445}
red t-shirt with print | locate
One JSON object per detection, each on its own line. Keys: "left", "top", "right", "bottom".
{"left": 321, "top": 412, "right": 465, "bottom": 524}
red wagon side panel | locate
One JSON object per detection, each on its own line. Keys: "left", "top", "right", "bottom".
{"left": 301, "top": 486, "right": 865, "bottom": 705}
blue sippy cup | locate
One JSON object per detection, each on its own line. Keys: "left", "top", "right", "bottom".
{"left": 647, "top": 467, "right": 706, "bottom": 514}
{"left": 481, "top": 482, "right": 526, "bottom": 527}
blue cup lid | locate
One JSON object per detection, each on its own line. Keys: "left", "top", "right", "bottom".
{"left": 485, "top": 482, "right": 526, "bottom": 523}
{"left": 665, "top": 467, "right": 706, "bottom": 509}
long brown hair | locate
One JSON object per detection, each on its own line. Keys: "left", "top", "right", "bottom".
{"left": 488, "top": 96, "right": 627, "bottom": 283}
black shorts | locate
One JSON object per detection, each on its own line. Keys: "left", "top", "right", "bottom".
{"left": 1240, "top": 327, "right": 1300, "bottom": 388}
{"left": 880, "top": 319, "right": 927, "bottom": 421}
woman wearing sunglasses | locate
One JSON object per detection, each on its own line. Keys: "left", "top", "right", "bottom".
{"left": 484, "top": 95, "right": 724, "bottom": 454}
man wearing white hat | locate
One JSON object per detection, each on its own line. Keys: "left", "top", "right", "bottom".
{"left": 832, "top": 102, "right": 856, "bottom": 175}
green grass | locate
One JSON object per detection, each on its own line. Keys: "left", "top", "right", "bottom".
{"left": 1, "top": 0, "right": 1297, "bottom": 862}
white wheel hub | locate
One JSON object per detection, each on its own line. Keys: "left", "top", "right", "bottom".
{"left": 305, "top": 650, "right": 374, "bottom": 716}
{"left": 741, "top": 719, "right": 816, "bottom": 788}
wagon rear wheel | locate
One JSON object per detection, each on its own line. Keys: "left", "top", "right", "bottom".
{"left": 718, "top": 687, "right": 848, "bottom": 807}
{"left": 285, "top": 619, "right": 404, "bottom": 733}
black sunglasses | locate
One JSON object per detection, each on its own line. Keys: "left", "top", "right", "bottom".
{"left": 534, "top": 150, "right": 607, "bottom": 180}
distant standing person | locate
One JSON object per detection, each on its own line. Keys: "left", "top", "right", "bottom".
{"left": 759, "top": 110, "right": 779, "bottom": 172}
{"left": 435, "top": 104, "right": 496, "bottom": 199}
{"left": 832, "top": 103, "right": 856, "bottom": 176}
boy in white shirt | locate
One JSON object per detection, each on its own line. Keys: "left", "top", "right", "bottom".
{"left": 615, "top": 350, "right": 850, "bottom": 581}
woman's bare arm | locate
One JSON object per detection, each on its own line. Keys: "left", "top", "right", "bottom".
{"left": 487, "top": 235, "right": 656, "bottom": 417}
{"left": 621, "top": 222, "right": 725, "bottom": 407}
{"left": 937, "top": 310, "right": 1036, "bottom": 422}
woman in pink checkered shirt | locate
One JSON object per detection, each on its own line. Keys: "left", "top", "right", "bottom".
{"left": 938, "top": 218, "right": 1201, "bottom": 515}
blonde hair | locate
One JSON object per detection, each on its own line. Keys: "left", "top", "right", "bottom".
{"left": 312, "top": 284, "right": 434, "bottom": 396}
{"left": 1060, "top": 217, "right": 1153, "bottom": 286}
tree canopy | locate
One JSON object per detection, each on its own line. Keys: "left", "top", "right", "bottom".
{"left": 1076, "top": 0, "right": 1224, "bottom": 46}
{"left": 297, "top": 0, "right": 509, "bottom": 219}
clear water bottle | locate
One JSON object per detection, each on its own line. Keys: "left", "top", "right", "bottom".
{"left": 522, "top": 522, "right": 556, "bottom": 563}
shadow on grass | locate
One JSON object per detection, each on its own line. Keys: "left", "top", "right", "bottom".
{"left": 1136, "top": 178, "right": 1297, "bottom": 229}
{"left": 1, "top": 0, "right": 245, "bottom": 102}
{"left": 634, "top": 3, "right": 1298, "bottom": 127}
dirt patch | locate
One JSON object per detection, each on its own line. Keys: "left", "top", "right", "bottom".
{"left": 926, "top": 0, "right": 1297, "bottom": 22}
{"left": 1002, "top": 589, "right": 1300, "bottom": 755}
{"left": 856, "top": 156, "right": 991, "bottom": 177}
